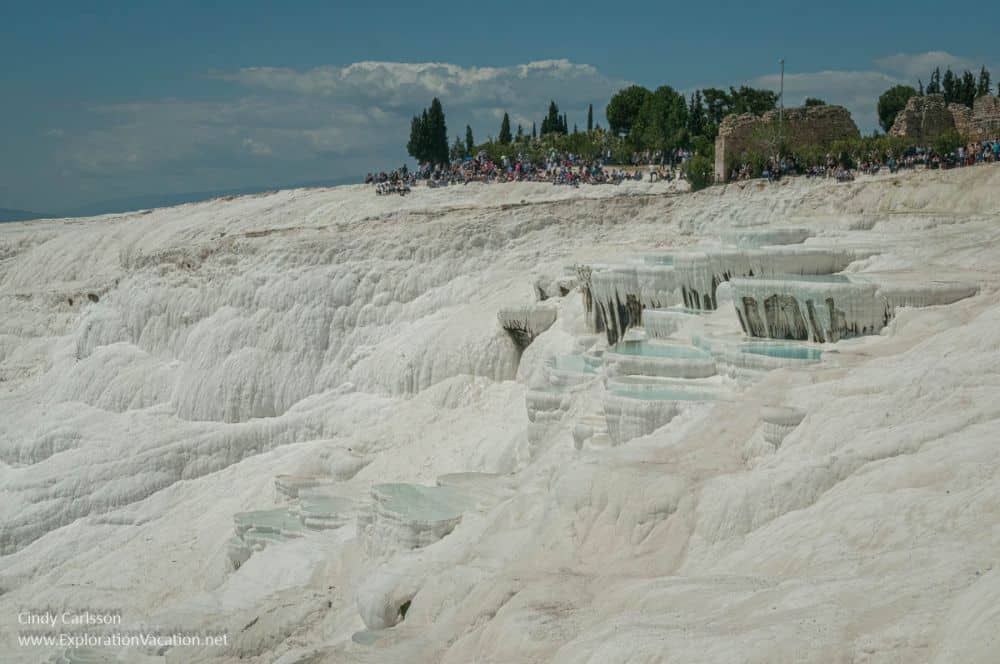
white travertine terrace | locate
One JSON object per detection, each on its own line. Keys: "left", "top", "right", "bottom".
{"left": 720, "top": 227, "right": 813, "bottom": 247}
{"left": 730, "top": 274, "right": 979, "bottom": 341}
{"left": 584, "top": 259, "right": 681, "bottom": 344}
{"left": 675, "top": 246, "right": 871, "bottom": 311}
{"left": 643, "top": 307, "right": 701, "bottom": 339}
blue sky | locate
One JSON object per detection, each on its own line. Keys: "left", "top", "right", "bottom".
{"left": 1, "top": 0, "right": 997, "bottom": 213}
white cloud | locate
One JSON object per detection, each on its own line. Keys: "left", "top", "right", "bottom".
{"left": 60, "top": 60, "right": 627, "bottom": 183}
{"left": 216, "top": 59, "right": 624, "bottom": 109}
{"left": 874, "top": 51, "right": 978, "bottom": 79}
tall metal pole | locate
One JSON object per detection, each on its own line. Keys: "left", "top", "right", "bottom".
{"left": 779, "top": 58, "right": 784, "bottom": 126}
{"left": 778, "top": 58, "right": 785, "bottom": 164}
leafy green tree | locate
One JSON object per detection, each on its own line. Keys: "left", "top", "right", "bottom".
{"left": 877, "top": 85, "right": 917, "bottom": 132}
{"left": 465, "top": 125, "right": 474, "bottom": 154}
{"left": 702, "top": 88, "right": 730, "bottom": 126}
{"left": 804, "top": 97, "right": 826, "bottom": 107}
{"left": 684, "top": 154, "right": 715, "bottom": 192}
{"left": 587, "top": 104, "right": 594, "bottom": 131}
{"left": 498, "top": 113, "right": 512, "bottom": 144}
{"left": 633, "top": 85, "right": 688, "bottom": 151}
{"left": 728, "top": 86, "right": 778, "bottom": 115}
{"left": 606, "top": 85, "right": 652, "bottom": 136}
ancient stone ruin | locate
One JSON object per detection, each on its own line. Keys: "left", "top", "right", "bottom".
{"left": 890, "top": 93, "right": 1000, "bottom": 141}
{"left": 714, "top": 104, "right": 860, "bottom": 182}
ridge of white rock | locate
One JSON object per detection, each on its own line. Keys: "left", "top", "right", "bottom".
{"left": 2, "top": 168, "right": 1000, "bottom": 663}
{"left": 496, "top": 303, "right": 558, "bottom": 349}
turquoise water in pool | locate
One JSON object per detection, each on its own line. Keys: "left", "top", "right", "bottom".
{"left": 551, "top": 354, "right": 601, "bottom": 374}
{"left": 741, "top": 343, "right": 822, "bottom": 360}
{"left": 612, "top": 340, "right": 711, "bottom": 359}
{"left": 640, "top": 254, "right": 674, "bottom": 265}
{"left": 234, "top": 508, "right": 305, "bottom": 536}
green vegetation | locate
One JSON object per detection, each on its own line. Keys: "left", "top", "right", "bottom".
{"left": 933, "top": 128, "right": 962, "bottom": 156}
{"left": 606, "top": 85, "right": 652, "bottom": 136}
{"left": 540, "top": 101, "right": 569, "bottom": 135}
{"left": 923, "top": 65, "right": 992, "bottom": 107}
{"left": 467, "top": 127, "right": 630, "bottom": 164}
{"left": 684, "top": 154, "right": 715, "bottom": 191}
{"left": 498, "top": 113, "right": 512, "bottom": 144}
{"left": 605, "top": 84, "right": 777, "bottom": 156}
{"left": 804, "top": 97, "right": 826, "bottom": 107}
{"left": 407, "top": 98, "right": 449, "bottom": 165}
{"left": 877, "top": 85, "right": 917, "bottom": 132}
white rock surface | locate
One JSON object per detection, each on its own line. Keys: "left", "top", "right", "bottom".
{"left": 2, "top": 169, "right": 1000, "bottom": 662}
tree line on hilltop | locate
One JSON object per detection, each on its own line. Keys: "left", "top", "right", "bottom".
{"left": 405, "top": 83, "right": 780, "bottom": 185}
{"left": 877, "top": 65, "right": 995, "bottom": 133}
{"left": 403, "top": 62, "right": 998, "bottom": 191}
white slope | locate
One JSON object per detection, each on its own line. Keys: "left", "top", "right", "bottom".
{"left": 0, "top": 168, "right": 998, "bottom": 663}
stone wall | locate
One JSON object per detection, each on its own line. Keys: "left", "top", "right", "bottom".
{"left": 890, "top": 94, "right": 1000, "bottom": 141}
{"left": 971, "top": 95, "right": 1000, "bottom": 138}
{"left": 949, "top": 103, "right": 975, "bottom": 138}
{"left": 889, "top": 94, "right": 954, "bottom": 140}
{"left": 714, "top": 105, "right": 860, "bottom": 182}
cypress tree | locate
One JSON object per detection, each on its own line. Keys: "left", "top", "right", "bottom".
{"left": 977, "top": 67, "right": 991, "bottom": 98}
{"left": 542, "top": 101, "right": 566, "bottom": 136}
{"left": 406, "top": 110, "right": 433, "bottom": 162}
{"left": 498, "top": 112, "right": 512, "bottom": 144}
{"left": 425, "top": 98, "right": 449, "bottom": 164}
{"left": 926, "top": 68, "right": 941, "bottom": 95}
{"left": 532, "top": 122, "right": 537, "bottom": 139}
{"left": 465, "top": 125, "right": 474, "bottom": 154}
{"left": 406, "top": 114, "right": 423, "bottom": 161}
{"left": 942, "top": 68, "right": 956, "bottom": 104}
{"left": 587, "top": 104, "right": 593, "bottom": 131}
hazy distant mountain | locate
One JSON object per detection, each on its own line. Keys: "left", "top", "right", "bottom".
{"left": 0, "top": 208, "right": 52, "bottom": 223}
{"left": 58, "top": 176, "right": 360, "bottom": 218}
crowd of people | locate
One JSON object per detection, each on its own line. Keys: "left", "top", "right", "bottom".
{"left": 368, "top": 136, "right": 1000, "bottom": 196}
{"left": 365, "top": 150, "right": 683, "bottom": 195}
{"left": 728, "top": 136, "right": 1000, "bottom": 185}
